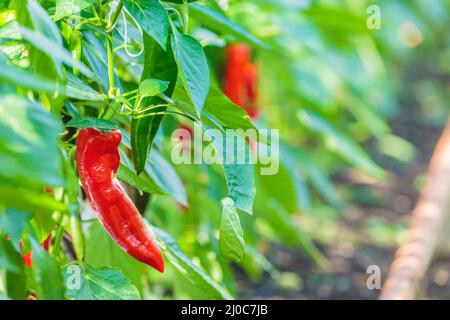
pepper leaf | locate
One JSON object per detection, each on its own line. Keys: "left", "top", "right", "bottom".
{"left": 153, "top": 226, "right": 233, "bottom": 300}
{"left": 173, "top": 84, "right": 255, "bottom": 131}
{"left": 219, "top": 198, "right": 245, "bottom": 262}
{"left": 0, "top": 95, "right": 64, "bottom": 188}
{"left": 0, "top": 237, "right": 22, "bottom": 274}
{"left": 123, "top": 0, "right": 169, "bottom": 50}
{"left": 0, "top": 59, "right": 59, "bottom": 93}
{"left": 84, "top": 221, "right": 146, "bottom": 294}
{"left": 145, "top": 149, "right": 188, "bottom": 207}
{"left": 117, "top": 163, "right": 165, "bottom": 195}
{"left": 189, "top": 3, "right": 268, "bottom": 49}
{"left": 54, "top": 0, "right": 98, "bottom": 21}
{"left": 0, "top": 237, "right": 27, "bottom": 300}
{"left": 139, "top": 78, "right": 170, "bottom": 99}
{"left": 131, "top": 33, "right": 178, "bottom": 174}
{"left": 66, "top": 73, "right": 106, "bottom": 101}
{"left": 0, "top": 208, "right": 32, "bottom": 251}
{"left": 170, "top": 28, "right": 210, "bottom": 116}
{"left": 209, "top": 130, "right": 256, "bottom": 215}
{"left": 63, "top": 263, "right": 141, "bottom": 300}
{"left": 19, "top": 26, "right": 92, "bottom": 78}
{"left": 30, "top": 237, "right": 65, "bottom": 300}
{"left": 65, "top": 117, "right": 120, "bottom": 130}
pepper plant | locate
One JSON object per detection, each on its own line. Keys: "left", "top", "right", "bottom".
{"left": 0, "top": 0, "right": 447, "bottom": 300}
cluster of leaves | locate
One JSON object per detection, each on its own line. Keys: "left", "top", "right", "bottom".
{"left": 0, "top": 0, "right": 448, "bottom": 300}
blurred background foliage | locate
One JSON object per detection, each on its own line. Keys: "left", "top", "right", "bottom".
{"left": 0, "top": 0, "right": 449, "bottom": 299}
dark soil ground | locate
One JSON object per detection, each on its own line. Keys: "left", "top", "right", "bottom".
{"left": 238, "top": 116, "right": 450, "bottom": 299}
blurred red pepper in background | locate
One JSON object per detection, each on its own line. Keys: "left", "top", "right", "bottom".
{"left": 224, "top": 44, "right": 259, "bottom": 119}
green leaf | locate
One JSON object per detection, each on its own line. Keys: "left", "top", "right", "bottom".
{"left": 139, "top": 78, "right": 170, "bottom": 99}
{"left": 209, "top": 132, "right": 255, "bottom": 215}
{"left": 0, "top": 238, "right": 27, "bottom": 300}
{"left": 0, "top": 185, "right": 66, "bottom": 213}
{"left": 145, "top": 150, "right": 188, "bottom": 206}
{"left": 20, "top": 26, "right": 92, "bottom": 78}
{"left": 5, "top": 262, "right": 27, "bottom": 300}
{"left": 84, "top": 221, "right": 146, "bottom": 294}
{"left": 0, "top": 237, "right": 22, "bottom": 273}
{"left": 64, "top": 101, "right": 81, "bottom": 118}
{"left": 65, "top": 117, "right": 119, "bottom": 130}
{"left": 27, "top": 0, "right": 62, "bottom": 49}
{"left": 123, "top": 0, "right": 169, "bottom": 50}
{"left": 0, "top": 59, "right": 59, "bottom": 93}
{"left": 0, "top": 20, "right": 21, "bottom": 41}
{"left": 0, "top": 95, "right": 64, "bottom": 188}
{"left": 29, "top": 237, "right": 65, "bottom": 300}
{"left": 63, "top": 263, "right": 140, "bottom": 300}
{"left": 54, "top": 0, "right": 97, "bottom": 21}
{"left": 219, "top": 198, "right": 245, "bottom": 262}
{"left": 173, "top": 84, "right": 255, "bottom": 130}
{"left": 0, "top": 208, "right": 32, "bottom": 251}
{"left": 66, "top": 73, "right": 106, "bottom": 101}
{"left": 298, "top": 109, "right": 386, "bottom": 179}
{"left": 153, "top": 226, "right": 233, "bottom": 300}
{"left": 170, "top": 28, "right": 210, "bottom": 116}
{"left": 131, "top": 33, "right": 177, "bottom": 174}
{"left": 117, "top": 163, "right": 164, "bottom": 195}
{"left": 189, "top": 3, "right": 268, "bottom": 49}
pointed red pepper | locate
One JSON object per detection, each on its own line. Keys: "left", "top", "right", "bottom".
{"left": 76, "top": 128, "right": 164, "bottom": 272}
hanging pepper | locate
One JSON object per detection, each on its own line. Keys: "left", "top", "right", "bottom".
{"left": 76, "top": 128, "right": 164, "bottom": 272}
{"left": 224, "top": 44, "right": 259, "bottom": 119}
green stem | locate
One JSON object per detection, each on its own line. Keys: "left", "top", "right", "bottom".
{"left": 133, "top": 110, "right": 196, "bottom": 121}
{"left": 102, "top": 99, "right": 118, "bottom": 120}
{"left": 107, "top": 0, "right": 124, "bottom": 31}
{"left": 181, "top": 0, "right": 189, "bottom": 34}
{"left": 51, "top": 222, "right": 65, "bottom": 258}
{"left": 123, "top": 89, "right": 138, "bottom": 97}
{"left": 91, "top": 6, "right": 100, "bottom": 20}
{"left": 136, "top": 103, "right": 171, "bottom": 114}
{"left": 107, "top": 33, "right": 114, "bottom": 91}
{"left": 74, "top": 17, "right": 99, "bottom": 30}
{"left": 158, "top": 93, "right": 174, "bottom": 104}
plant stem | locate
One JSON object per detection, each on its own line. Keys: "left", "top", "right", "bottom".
{"left": 74, "top": 17, "right": 99, "bottom": 30}
{"left": 106, "top": 0, "right": 125, "bottom": 95}
{"left": 123, "top": 89, "right": 138, "bottom": 96}
{"left": 107, "top": 0, "right": 124, "bottom": 31}
{"left": 133, "top": 110, "right": 196, "bottom": 121}
{"left": 107, "top": 33, "right": 115, "bottom": 91}
{"left": 51, "top": 221, "right": 65, "bottom": 258}
{"left": 181, "top": 0, "right": 189, "bottom": 34}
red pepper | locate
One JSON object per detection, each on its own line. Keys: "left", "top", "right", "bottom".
{"left": 76, "top": 128, "right": 164, "bottom": 272}
{"left": 224, "top": 44, "right": 259, "bottom": 119}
